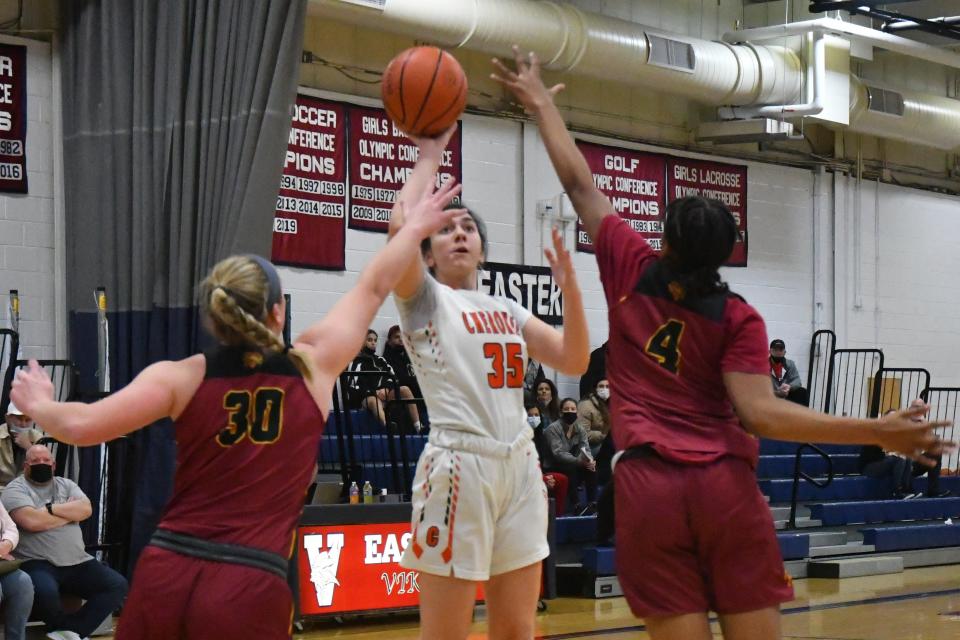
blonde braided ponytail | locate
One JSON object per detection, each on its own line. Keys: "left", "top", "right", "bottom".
{"left": 200, "top": 256, "right": 313, "bottom": 380}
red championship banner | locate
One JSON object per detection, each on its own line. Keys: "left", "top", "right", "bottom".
{"left": 0, "top": 44, "right": 27, "bottom": 194}
{"left": 271, "top": 95, "right": 347, "bottom": 270}
{"left": 667, "top": 158, "right": 748, "bottom": 266}
{"left": 575, "top": 141, "right": 665, "bottom": 254}
{"left": 297, "top": 522, "right": 482, "bottom": 615}
{"left": 348, "top": 105, "right": 462, "bottom": 233}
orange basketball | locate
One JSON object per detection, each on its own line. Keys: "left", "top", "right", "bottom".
{"left": 381, "top": 46, "right": 467, "bottom": 138}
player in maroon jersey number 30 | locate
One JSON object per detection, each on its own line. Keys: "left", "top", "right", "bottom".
{"left": 9, "top": 180, "right": 465, "bottom": 639}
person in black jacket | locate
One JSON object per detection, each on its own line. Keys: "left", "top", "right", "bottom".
{"left": 578, "top": 341, "right": 607, "bottom": 399}
{"left": 860, "top": 404, "right": 950, "bottom": 498}
{"left": 348, "top": 329, "right": 422, "bottom": 430}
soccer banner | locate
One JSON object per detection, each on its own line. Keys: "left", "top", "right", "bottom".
{"left": 271, "top": 95, "right": 348, "bottom": 270}
{"left": 0, "top": 44, "right": 27, "bottom": 194}
{"left": 667, "top": 157, "right": 748, "bottom": 266}
{"left": 347, "top": 105, "right": 462, "bottom": 233}
{"left": 575, "top": 141, "right": 665, "bottom": 254}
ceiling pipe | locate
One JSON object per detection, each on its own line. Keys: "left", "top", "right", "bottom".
{"left": 718, "top": 31, "right": 825, "bottom": 119}
{"left": 724, "top": 17, "right": 960, "bottom": 70}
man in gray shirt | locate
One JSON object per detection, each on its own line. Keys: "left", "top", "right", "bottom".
{"left": 2, "top": 445, "right": 127, "bottom": 640}
{"left": 769, "top": 339, "right": 809, "bottom": 406}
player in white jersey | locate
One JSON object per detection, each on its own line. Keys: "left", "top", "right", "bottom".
{"left": 388, "top": 125, "right": 590, "bottom": 640}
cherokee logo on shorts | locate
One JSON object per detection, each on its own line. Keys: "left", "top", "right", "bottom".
{"left": 425, "top": 526, "right": 440, "bottom": 547}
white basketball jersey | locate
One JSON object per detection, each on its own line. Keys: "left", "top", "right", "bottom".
{"left": 396, "top": 274, "right": 532, "bottom": 443}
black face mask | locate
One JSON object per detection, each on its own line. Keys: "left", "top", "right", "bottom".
{"left": 361, "top": 346, "right": 375, "bottom": 356}
{"left": 561, "top": 412, "right": 578, "bottom": 425}
{"left": 28, "top": 463, "right": 52, "bottom": 483}
{"left": 771, "top": 356, "right": 786, "bottom": 364}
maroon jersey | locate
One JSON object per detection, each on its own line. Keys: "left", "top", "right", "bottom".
{"left": 595, "top": 215, "right": 769, "bottom": 466}
{"left": 157, "top": 347, "right": 324, "bottom": 557}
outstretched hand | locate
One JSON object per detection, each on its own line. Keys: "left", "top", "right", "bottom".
{"left": 10, "top": 359, "right": 54, "bottom": 417}
{"left": 876, "top": 402, "right": 955, "bottom": 467}
{"left": 400, "top": 178, "right": 465, "bottom": 240}
{"left": 544, "top": 226, "right": 575, "bottom": 292}
{"left": 491, "top": 45, "right": 565, "bottom": 113}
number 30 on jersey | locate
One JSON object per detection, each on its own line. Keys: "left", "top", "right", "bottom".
{"left": 644, "top": 319, "right": 685, "bottom": 374}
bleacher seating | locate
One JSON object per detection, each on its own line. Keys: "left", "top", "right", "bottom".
{"left": 809, "top": 498, "right": 960, "bottom": 526}
{"left": 861, "top": 524, "right": 960, "bottom": 552}
{"left": 758, "top": 476, "right": 960, "bottom": 503}
{"left": 757, "top": 454, "right": 859, "bottom": 478}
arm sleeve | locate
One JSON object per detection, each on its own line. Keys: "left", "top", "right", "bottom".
{"left": 0, "top": 502, "right": 18, "bottom": 548}
{"left": 785, "top": 360, "right": 803, "bottom": 387}
{"left": 504, "top": 298, "right": 533, "bottom": 331}
{"left": 395, "top": 274, "right": 440, "bottom": 332}
{"left": 721, "top": 304, "right": 771, "bottom": 375}
{"left": 64, "top": 479, "right": 88, "bottom": 502}
{"left": 1, "top": 483, "right": 34, "bottom": 514}
{"left": 594, "top": 215, "right": 657, "bottom": 308}
{"left": 545, "top": 424, "right": 579, "bottom": 465}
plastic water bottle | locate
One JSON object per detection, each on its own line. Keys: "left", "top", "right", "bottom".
{"left": 363, "top": 481, "right": 374, "bottom": 504}
{"left": 349, "top": 481, "right": 360, "bottom": 504}
{"left": 379, "top": 488, "right": 388, "bottom": 503}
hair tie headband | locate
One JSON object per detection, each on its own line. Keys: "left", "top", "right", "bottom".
{"left": 244, "top": 254, "right": 282, "bottom": 310}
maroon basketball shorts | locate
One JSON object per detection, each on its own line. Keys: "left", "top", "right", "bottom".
{"left": 614, "top": 452, "right": 794, "bottom": 618}
{"left": 114, "top": 546, "right": 293, "bottom": 639}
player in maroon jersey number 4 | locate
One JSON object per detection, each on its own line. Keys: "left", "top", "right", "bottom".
{"left": 493, "top": 45, "right": 954, "bottom": 640}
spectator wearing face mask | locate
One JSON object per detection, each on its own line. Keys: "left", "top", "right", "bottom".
{"left": 0, "top": 403, "right": 44, "bottom": 489}
{"left": 543, "top": 398, "right": 598, "bottom": 514}
{"left": 578, "top": 378, "right": 611, "bottom": 453}
{"left": 347, "top": 329, "right": 422, "bottom": 431}
{"left": 526, "top": 405, "right": 569, "bottom": 516}
{"left": 769, "top": 339, "right": 808, "bottom": 406}
{"left": 2, "top": 445, "right": 127, "bottom": 640}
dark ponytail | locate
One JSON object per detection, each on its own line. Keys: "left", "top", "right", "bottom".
{"left": 661, "top": 196, "right": 739, "bottom": 298}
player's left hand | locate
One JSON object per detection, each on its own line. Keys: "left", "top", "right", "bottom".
{"left": 544, "top": 226, "right": 574, "bottom": 292}
{"left": 491, "top": 45, "right": 565, "bottom": 114}
{"left": 10, "top": 359, "right": 54, "bottom": 418}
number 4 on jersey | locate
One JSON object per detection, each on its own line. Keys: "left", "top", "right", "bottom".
{"left": 644, "top": 319, "right": 685, "bottom": 374}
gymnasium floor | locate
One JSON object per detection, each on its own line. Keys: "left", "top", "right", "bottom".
{"left": 291, "top": 565, "right": 960, "bottom": 639}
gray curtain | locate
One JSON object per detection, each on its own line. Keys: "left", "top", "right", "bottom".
{"left": 62, "top": 0, "right": 305, "bottom": 317}
{"left": 60, "top": 0, "right": 306, "bottom": 573}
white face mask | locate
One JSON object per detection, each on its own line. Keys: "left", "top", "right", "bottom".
{"left": 596, "top": 388, "right": 610, "bottom": 400}
{"left": 527, "top": 416, "right": 541, "bottom": 428}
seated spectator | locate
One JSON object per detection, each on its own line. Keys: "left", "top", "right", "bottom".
{"left": 535, "top": 379, "right": 561, "bottom": 425}
{"left": 905, "top": 399, "right": 951, "bottom": 497}
{"left": 526, "top": 405, "right": 568, "bottom": 516}
{"left": 578, "top": 378, "right": 611, "bottom": 455}
{"left": 0, "top": 499, "right": 34, "bottom": 640}
{"left": 860, "top": 403, "right": 949, "bottom": 498}
{"left": 381, "top": 325, "right": 421, "bottom": 398}
{"left": 522, "top": 358, "right": 545, "bottom": 409}
{"left": 2, "top": 445, "right": 127, "bottom": 640}
{"left": 544, "top": 398, "right": 598, "bottom": 514}
{"left": 579, "top": 341, "right": 607, "bottom": 399}
{"left": 0, "top": 402, "right": 44, "bottom": 489}
{"left": 769, "top": 339, "right": 808, "bottom": 405}
{"left": 348, "top": 329, "right": 422, "bottom": 432}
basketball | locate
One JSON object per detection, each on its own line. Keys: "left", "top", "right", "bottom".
{"left": 381, "top": 46, "right": 467, "bottom": 138}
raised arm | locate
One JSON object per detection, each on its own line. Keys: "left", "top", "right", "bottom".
{"left": 724, "top": 372, "right": 954, "bottom": 467}
{"left": 492, "top": 46, "right": 614, "bottom": 241}
{"left": 295, "top": 179, "right": 464, "bottom": 384}
{"left": 387, "top": 125, "right": 458, "bottom": 299}
{"left": 11, "top": 358, "right": 201, "bottom": 446}
{"left": 524, "top": 227, "right": 590, "bottom": 375}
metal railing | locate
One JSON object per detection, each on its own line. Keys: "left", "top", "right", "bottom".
{"left": 788, "top": 443, "right": 834, "bottom": 529}
{"left": 867, "top": 367, "right": 931, "bottom": 417}
{"left": 921, "top": 387, "right": 960, "bottom": 474}
{"left": 806, "top": 329, "right": 836, "bottom": 412}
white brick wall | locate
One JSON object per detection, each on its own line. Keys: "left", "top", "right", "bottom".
{"left": 280, "top": 94, "right": 817, "bottom": 401}
{"left": 837, "top": 175, "right": 960, "bottom": 387}
{"left": 0, "top": 36, "right": 55, "bottom": 359}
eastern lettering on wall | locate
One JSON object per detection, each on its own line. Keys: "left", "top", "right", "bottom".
{"left": 0, "top": 44, "right": 27, "bottom": 194}
{"left": 477, "top": 262, "right": 563, "bottom": 326}
{"left": 271, "top": 95, "right": 347, "bottom": 270}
